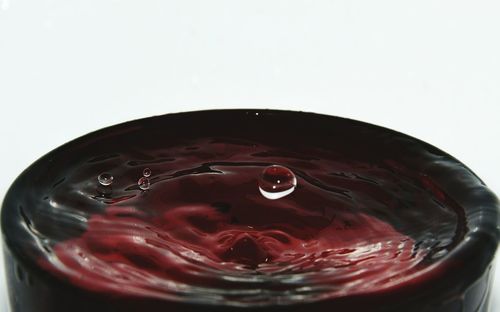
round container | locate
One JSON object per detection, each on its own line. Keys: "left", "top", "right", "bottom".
{"left": 2, "top": 110, "right": 499, "bottom": 312}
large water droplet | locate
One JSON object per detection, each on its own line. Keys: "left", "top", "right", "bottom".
{"left": 138, "top": 177, "right": 150, "bottom": 190}
{"left": 143, "top": 168, "right": 152, "bottom": 177}
{"left": 258, "top": 165, "right": 297, "bottom": 200}
{"left": 98, "top": 173, "right": 114, "bottom": 186}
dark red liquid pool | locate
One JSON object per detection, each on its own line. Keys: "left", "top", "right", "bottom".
{"left": 2, "top": 110, "right": 499, "bottom": 312}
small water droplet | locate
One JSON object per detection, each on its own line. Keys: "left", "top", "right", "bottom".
{"left": 98, "top": 173, "right": 114, "bottom": 186}
{"left": 258, "top": 165, "right": 297, "bottom": 200}
{"left": 138, "top": 177, "right": 150, "bottom": 190}
{"left": 143, "top": 168, "right": 152, "bottom": 177}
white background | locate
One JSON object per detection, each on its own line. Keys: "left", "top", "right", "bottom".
{"left": 0, "top": 1, "right": 499, "bottom": 311}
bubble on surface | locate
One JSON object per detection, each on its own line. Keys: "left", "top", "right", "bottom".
{"left": 138, "top": 177, "right": 150, "bottom": 190}
{"left": 143, "top": 168, "right": 152, "bottom": 177}
{"left": 258, "top": 165, "right": 297, "bottom": 200}
{"left": 97, "top": 173, "right": 114, "bottom": 186}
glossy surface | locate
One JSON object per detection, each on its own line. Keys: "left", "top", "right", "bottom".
{"left": 258, "top": 165, "right": 297, "bottom": 199}
{"left": 2, "top": 110, "right": 499, "bottom": 311}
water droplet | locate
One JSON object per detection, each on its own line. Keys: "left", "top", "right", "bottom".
{"left": 138, "top": 177, "right": 150, "bottom": 190}
{"left": 98, "top": 173, "right": 114, "bottom": 186}
{"left": 258, "top": 165, "right": 297, "bottom": 200}
{"left": 143, "top": 168, "right": 152, "bottom": 177}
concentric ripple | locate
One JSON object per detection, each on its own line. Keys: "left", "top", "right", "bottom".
{"left": 30, "top": 137, "right": 461, "bottom": 306}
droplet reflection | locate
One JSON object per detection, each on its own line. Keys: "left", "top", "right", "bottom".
{"left": 258, "top": 165, "right": 297, "bottom": 200}
{"left": 98, "top": 173, "right": 114, "bottom": 186}
{"left": 138, "top": 177, "right": 150, "bottom": 191}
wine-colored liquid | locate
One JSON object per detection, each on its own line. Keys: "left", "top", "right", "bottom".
{"left": 2, "top": 110, "right": 496, "bottom": 312}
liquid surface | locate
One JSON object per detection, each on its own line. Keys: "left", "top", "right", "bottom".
{"left": 24, "top": 135, "right": 462, "bottom": 306}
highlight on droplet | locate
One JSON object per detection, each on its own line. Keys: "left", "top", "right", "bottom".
{"left": 138, "top": 177, "right": 150, "bottom": 190}
{"left": 258, "top": 165, "right": 297, "bottom": 200}
{"left": 97, "top": 173, "right": 114, "bottom": 186}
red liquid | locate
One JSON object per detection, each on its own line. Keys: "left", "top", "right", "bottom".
{"left": 2, "top": 110, "right": 497, "bottom": 312}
